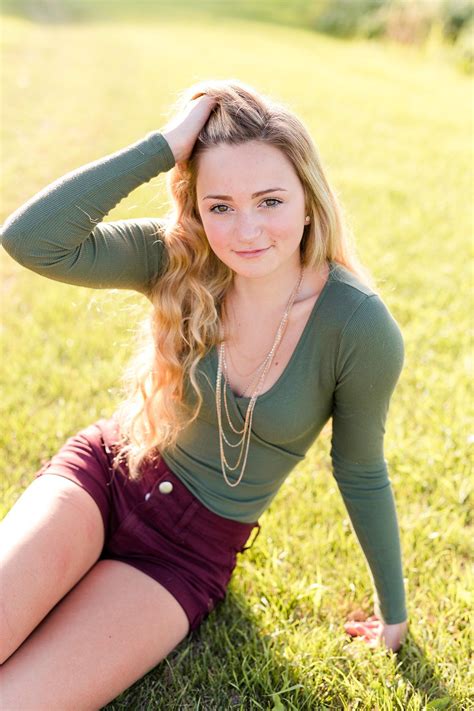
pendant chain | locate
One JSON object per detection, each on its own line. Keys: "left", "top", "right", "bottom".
{"left": 216, "top": 266, "right": 305, "bottom": 488}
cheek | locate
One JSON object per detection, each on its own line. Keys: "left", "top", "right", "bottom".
{"left": 202, "top": 220, "right": 230, "bottom": 254}
{"left": 271, "top": 219, "right": 301, "bottom": 246}
{"left": 267, "top": 207, "right": 300, "bottom": 235}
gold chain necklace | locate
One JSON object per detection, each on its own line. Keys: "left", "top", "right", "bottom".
{"left": 223, "top": 296, "right": 296, "bottom": 398}
{"left": 225, "top": 297, "right": 272, "bottom": 381}
{"left": 215, "top": 265, "right": 305, "bottom": 488}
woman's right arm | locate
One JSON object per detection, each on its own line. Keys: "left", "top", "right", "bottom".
{"left": 0, "top": 131, "right": 176, "bottom": 296}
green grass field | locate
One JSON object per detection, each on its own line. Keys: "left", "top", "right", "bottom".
{"left": 1, "top": 8, "right": 472, "bottom": 710}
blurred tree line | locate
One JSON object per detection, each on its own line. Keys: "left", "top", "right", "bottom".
{"left": 303, "top": 0, "right": 473, "bottom": 74}
{"left": 3, "top": 0, "right": 473, "bottom": 74}
{"left": 329, "top": 0, "right": 473, "bottom": 75}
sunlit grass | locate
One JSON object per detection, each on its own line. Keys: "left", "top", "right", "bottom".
{"left": 1, "top": 9, "right": 472, "bottom": 710}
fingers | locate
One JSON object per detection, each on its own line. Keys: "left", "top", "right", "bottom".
{"left": 191, "top": 92, "right": 216, "bottom": 104}
{"left": 344, "top": 619, "right": 382, "bottom": 632}
{"left": 162, "top": 94, "right": 218, "bottom": 163}
{"left": 344, "top": 613, "right": 407, "bottom": 653}
{"left": 344, "top": 618, "right": 384, "bottom": 649}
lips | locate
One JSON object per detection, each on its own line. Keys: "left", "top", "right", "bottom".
{"left": 235, "top": 247, "right": 270, "bottom": 255}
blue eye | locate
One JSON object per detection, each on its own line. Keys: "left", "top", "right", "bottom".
{"left": 209, "top": 198, "right": 282, "bottom": 214}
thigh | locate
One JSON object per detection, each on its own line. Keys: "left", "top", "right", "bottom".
{"left": 0, "top": 473, "right": 105, "bottom": 663}
{"left": 0, "top": 559, "right": 190, "bottom": 710}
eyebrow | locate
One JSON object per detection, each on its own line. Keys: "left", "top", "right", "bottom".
{"left": 202, "top": 188, "right": 288, "bottom": 200}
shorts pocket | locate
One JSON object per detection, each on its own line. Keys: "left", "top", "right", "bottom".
{"left": 173, "top": 499, "right": 201, "bottom": 539}
{"left": 103, "top": 510, "right": 145, "bottom": 559}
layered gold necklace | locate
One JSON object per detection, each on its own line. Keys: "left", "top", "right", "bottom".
{"left": 215, "top": 265, "right": 305, "bottom": 488}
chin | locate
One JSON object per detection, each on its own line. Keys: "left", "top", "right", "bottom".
{"left": 237, "top": 268, "right": 279, "bottom": 283}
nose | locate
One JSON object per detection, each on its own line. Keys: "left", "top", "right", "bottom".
{"left": 236, "top": 213, "right": 262, "bottom": 244}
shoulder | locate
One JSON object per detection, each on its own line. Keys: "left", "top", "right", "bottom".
{"left": 135, "top": 216, "right": 168, "bottom": 240}
{"left": 138, "top": 216, "right": 169, "bottom": 262}
{"left": 325, "top": 263, "right": 404, "bottom": 374}
{"left": 340, "top": 293, "right": 405, "bottom": 363}
{"left": 326, "top": 261, "right": 376, "bottom": 319}
{"left": 318, "top": 261, "right": 377, "bottom": 338}
{"left": 327, "top": 262, "right": 402, "bottom": 336}
{"left": 328, "top": 260, "right": 375, "bottom": 299}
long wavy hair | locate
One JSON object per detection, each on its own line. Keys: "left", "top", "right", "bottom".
{"left": 112, "top": 78, "right": 377, "bottom": 479}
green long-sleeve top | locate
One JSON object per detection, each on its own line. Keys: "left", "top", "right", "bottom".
{"left": 1, "top": 131, "right": 407, "bottom": 623}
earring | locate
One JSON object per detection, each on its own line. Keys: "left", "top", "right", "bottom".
{"left": 304, "top": 216, "right": 310, "bottom": 223}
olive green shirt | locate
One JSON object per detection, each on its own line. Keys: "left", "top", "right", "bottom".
{"left": 1, "top": 131, "right": 407, "bottom": 623}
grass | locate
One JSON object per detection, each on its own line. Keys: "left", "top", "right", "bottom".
{"left": 1, "top": 7, "right": 472, "bottom": 710}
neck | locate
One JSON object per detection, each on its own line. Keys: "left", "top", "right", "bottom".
{"left": 230, "top": 255, "right": 303, "bottom": 312}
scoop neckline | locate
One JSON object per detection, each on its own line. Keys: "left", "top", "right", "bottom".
{"left": 210, "top": 259, "right": 337, "bottom": 405}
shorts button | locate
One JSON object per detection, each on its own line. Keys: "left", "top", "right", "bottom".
{"left": 159, "top": 481, "right": 173, "bottom": 495}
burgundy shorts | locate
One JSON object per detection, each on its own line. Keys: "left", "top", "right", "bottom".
{"left": 34, "top": 416, "right": 260, "bottom": 632}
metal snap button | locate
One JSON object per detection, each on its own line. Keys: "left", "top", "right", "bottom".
{"left": 158, "top": 481, "right": 173, "bottom": 495}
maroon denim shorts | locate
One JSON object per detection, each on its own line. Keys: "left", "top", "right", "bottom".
{"left": 34, "top": 416, "right": 261, "bottom": 632}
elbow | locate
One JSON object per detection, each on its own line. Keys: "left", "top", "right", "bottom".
{"left": 1, "top": 210, "right": 48, "bottom": 269}
{"left": 0, "top": 220, "right": 28, "bottom": 265}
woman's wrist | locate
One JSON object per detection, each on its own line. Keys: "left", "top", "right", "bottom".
{"left": 160, "top": 130, "right": 182, "bottom": 163}
{"left": 373, "top": 598, "right": 407, "bottom": 626}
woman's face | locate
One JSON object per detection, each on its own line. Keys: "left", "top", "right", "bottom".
{"left": 195, "top": 141, "right": 307, "bottom": 280}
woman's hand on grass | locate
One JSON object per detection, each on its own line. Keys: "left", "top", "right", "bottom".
{"left": 343, "top": 614, "right": 408, "bottom": 652}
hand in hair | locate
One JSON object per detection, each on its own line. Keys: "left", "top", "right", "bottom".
{"left": 161, "top": 94, "right": 217, "bottom": 164}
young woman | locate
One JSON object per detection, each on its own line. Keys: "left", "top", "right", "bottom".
{"left": 0, "top": 80, "right": 408, "bottom": 708}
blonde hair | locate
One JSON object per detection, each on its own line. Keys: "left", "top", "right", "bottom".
{"left": 112, "top": 78, "right": 377, "bottom": 479}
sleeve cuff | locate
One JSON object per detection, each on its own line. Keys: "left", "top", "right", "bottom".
{"left": 142, "top": 130, "right": 176, "bottom": 172}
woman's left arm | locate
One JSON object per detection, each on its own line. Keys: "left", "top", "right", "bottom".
{"left": 330, "top": 293, "right": 408, "bottom": 652}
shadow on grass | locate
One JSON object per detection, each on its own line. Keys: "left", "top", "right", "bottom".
{"left": 395, "top": 642, "right": 459, "bottom": 710}
{"left": 103, "top": 588, "right": 323, "bottom": 711}
{"left": 102, "top": 587, "right": 460, "bottom": 710}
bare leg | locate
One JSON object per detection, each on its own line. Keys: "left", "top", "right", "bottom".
{"left": 0, "top": 559, "right": 190, "bottom": 710}
{"left": 0, "top": 474, "right": 105, "bottom": 662}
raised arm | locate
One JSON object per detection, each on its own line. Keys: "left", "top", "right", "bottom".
{"left": 0, "top": 131, "right": 175, "bottom": 296}
{"left": 330, "top": 293, "right": 407, "bottom": 627}
{"left": 1, "top": 94, "right": 218, "bottom": 297}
